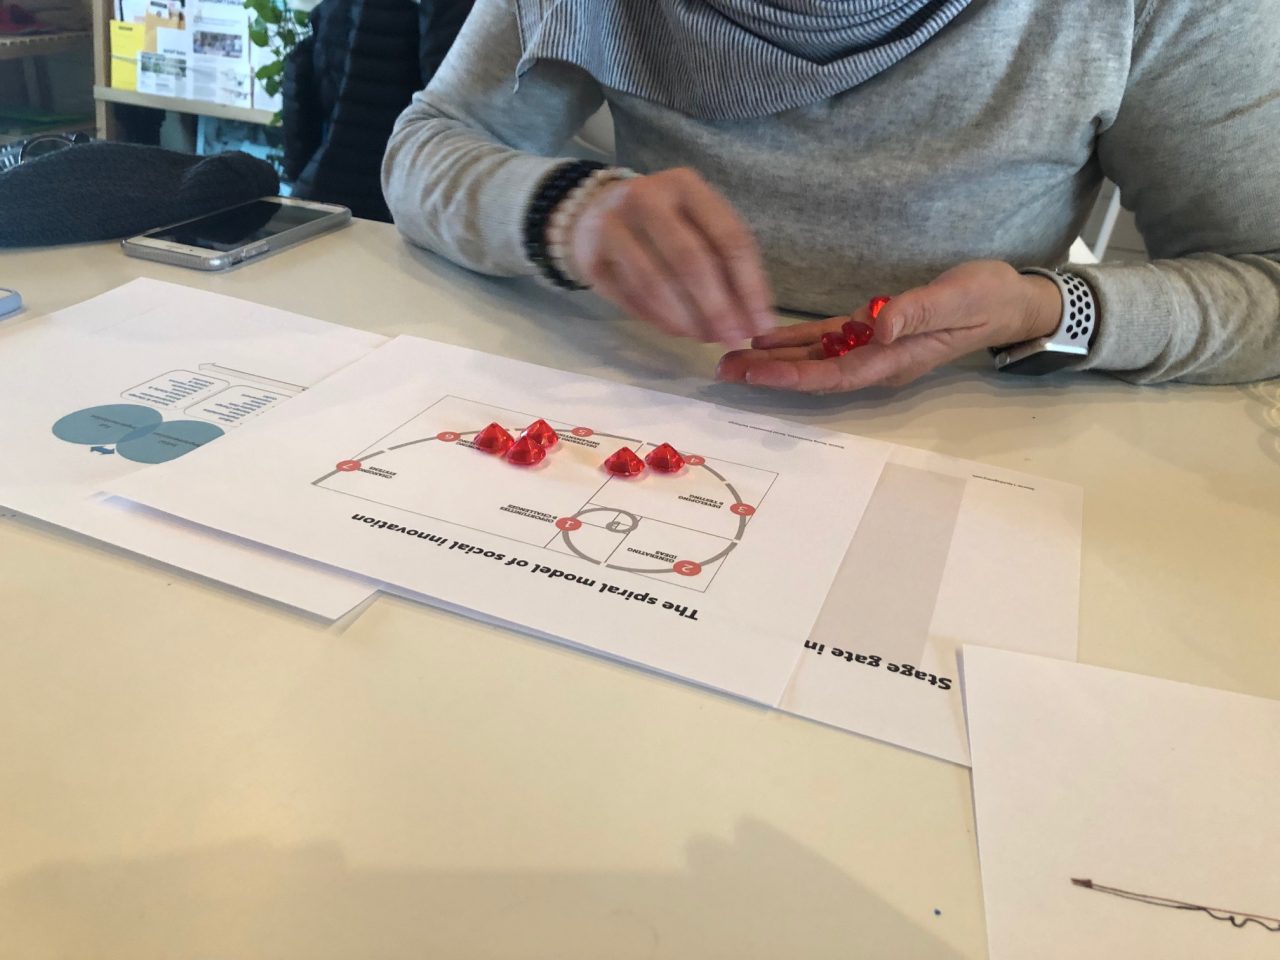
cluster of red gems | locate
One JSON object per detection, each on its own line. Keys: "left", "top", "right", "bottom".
{"left": 472, "top": 421, "right": 691, "bottom": 479}
{"left": 820, "top": 296, "right": 891, "bottom": 359}
{"left": 473, "top": 418, "right": 560, "bottom": 465}
{"left": 603, "top": 442, "right": 686, "bottom": 478}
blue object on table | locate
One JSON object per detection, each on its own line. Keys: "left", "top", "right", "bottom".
{"left": 0, "top": 288, "right": 22, "bottom": 319}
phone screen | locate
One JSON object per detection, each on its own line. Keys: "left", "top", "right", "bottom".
{"left": 147, "top": 200, "right": 333, "bottom": 251}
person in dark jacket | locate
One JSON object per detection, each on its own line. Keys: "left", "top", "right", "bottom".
{"left": 283, "top": 0, "right": 473, "bottom": 221}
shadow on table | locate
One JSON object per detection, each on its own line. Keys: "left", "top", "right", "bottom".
{"left": 0, "top": 820, "right": 971, "bottom": 959}
{"left": 1240, "top": 381, "right": 1280, "bottom": 471}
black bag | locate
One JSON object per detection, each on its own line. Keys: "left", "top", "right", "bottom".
{"left": 0, "top": 142, "right": 279, "bottom": 248}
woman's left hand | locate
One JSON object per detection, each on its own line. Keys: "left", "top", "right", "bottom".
{"left": 715, "top": 261, "right": 1063, "bottom": 392}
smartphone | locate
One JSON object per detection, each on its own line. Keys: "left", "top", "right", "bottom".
{"left": 121, "top": 196, "right": 351, "bottom": 271}
{"left": 0, "top": 288, "right": 21, "bottom": 319}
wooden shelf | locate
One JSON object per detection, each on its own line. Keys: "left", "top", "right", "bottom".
{"left": 0, "top": 31, "right": 92, "bottom": 61}
{"left": 94, "top": 84, "right": 274, "bottom": 126}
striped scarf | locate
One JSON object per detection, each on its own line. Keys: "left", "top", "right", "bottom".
{"left": 514, "top": 0, "right": 974, "bottom": 120}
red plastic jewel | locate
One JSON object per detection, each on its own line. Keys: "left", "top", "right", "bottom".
{"left": 646, "top": 442, "right": 685, "bottom": 473}
{"left": 603, "top": 446, "right": 645, "bottom": 477}
{"left": 474, "top": 422, "right": 514, "bottom": 455}
{"left": 506, "top": 435, "right": 546, "bottom": 466}
{"left": 821, "top": 332, "right": 853, "bottom": 358}
{"left": 867, "top": 295, "right": 891, "bottom": 320}
{"left": 523, "top": 419, "right": 560, "bottom": 448}
{"left": 841, "top": 319, "right": 875, "bottom": 347}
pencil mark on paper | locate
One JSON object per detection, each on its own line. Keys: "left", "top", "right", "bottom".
{"left": 1071, "top": 878, "right": 1280, "bottom": 932}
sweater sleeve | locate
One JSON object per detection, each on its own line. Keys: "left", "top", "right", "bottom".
{"left": 381, "top": 0, "right": 604, "bottom": 276}
{"left": 1071, "top": 0, "right": 1280, "bottom": 384}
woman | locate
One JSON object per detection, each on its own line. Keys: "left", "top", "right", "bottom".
{"left": 382, "top": 0, "right": 1280, "bottom": 391}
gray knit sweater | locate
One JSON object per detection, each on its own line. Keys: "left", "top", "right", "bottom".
{"left": 382, "top": 0, "right": 1280, "bottom": 384}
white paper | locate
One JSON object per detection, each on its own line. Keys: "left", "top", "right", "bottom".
{"left": 189, "top": 0, "right": 251, "bottom": 107}
{"left": 0, "top": 279, "right": 383, "bottom": 618}
{"left": 138, "top": 50, "right": 190, "bottom": 99}
{"left": 965, "top": 646, "right": 1280, "bottom": 960}
{"left": 111, "top": 335, "right": 892, "bottom": 704}
{"left": 118, "top": 0, "right": 150, "bottom": 21}
{"left": 140, "top": 26, "right": 194, "bottom": 98}
{"left": 780, "top": 446, "right": 1082, "bottom": 764}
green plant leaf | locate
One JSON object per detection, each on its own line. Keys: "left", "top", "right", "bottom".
{"left": 257, "top": 59, "right": 284, "bottom": 79}
{"left": 259, "top": 2, "right": 282, "bottom": 24}
{"left": 249, "top": 23, "right": 269, "bottom": 46}
{"left": 292, "top": 9, "right": 308, "bottom": 26}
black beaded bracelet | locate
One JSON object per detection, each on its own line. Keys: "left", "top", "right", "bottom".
{"left": 522, "top": 159, "right": 607, "bottom": 290}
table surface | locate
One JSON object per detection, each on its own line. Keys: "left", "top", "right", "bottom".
{"left": 2, "top": 221, "right": 1277, "bottom": 960}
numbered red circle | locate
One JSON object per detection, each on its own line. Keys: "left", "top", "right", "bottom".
{"left": 730, "top": 503, "right": 756, "bottom": 517}
{"left": 673, "top": 560, "right": 703, "bottom": 577}
{"left": 555, "top": 517, "right": 583, "bottom": 532}
{"left": 685, "top": 455, "right": 706, "bottom": 466}
{"left": 436, "top": 431, "right": 460, "bottom": 442}
{"left": 571, "top": 427, "right": 594, "bottom": 438}
{"left": 336, "top": 460, "right": 362, "bottom": 472}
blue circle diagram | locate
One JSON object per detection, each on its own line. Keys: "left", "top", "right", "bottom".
{"left": 116, "top": 420, "right": 226, "bottom": 464}
{"left": 52, "top": 404, "right": 163, "bottom": 445}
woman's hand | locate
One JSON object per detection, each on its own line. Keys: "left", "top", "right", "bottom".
{"left": 714, "top": 261, "right": 1063, "bottom": 392}
{"left": 566, "top": 168, "right": 778, "bottom": 347}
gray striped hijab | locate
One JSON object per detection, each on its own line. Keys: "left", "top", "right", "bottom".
{"left": 514, "top": 0, "right": 974, "bottom": 120}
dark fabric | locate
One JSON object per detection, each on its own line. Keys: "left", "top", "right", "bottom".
{"left": 281, "top": 33, "right": 323, "bottom": 183}
{"left": 282, "top": 0, "right": 474, "bottom": 222}
{"left": 0, "top": 142, "right": 278, "bottom": 248}
{"left": 418, "top": 0, "right": 476, "bottom": 83}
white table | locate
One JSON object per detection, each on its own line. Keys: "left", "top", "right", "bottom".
{"left": 2, "top": 220, "right": 1277, "bottom": 959}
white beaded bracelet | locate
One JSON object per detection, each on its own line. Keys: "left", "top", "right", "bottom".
{"left": 544, "top": 166, "right": 638, "bottom": 288}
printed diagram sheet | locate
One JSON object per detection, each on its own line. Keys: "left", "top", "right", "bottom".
{"left": 314, "top": 395, "right": 776, "bottom": 594}
{"left": 56, "top": 363, "right": 299, "bottom": 463}
{"left": 964, "top": 646, "right": 1280, "bottom": 960}
{"left": 111, "top": 335, "right": 893, "bottom": 704}
{"left": 0, "top": 279, "right": 383, "bottom": 618}
{"left": 780, "top": 446, "right": 1082, "bottom": 765}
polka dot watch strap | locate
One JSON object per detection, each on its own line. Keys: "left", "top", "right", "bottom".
{"left": 1034, "top": 268, "right": 1097, "bottom": 349}
{"left": 993, "top": 268, "right": 1098, "bottom": 375}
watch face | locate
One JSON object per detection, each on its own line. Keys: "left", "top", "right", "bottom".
{"left": 995, "top": 349, "right": 1085, "bottom": 376}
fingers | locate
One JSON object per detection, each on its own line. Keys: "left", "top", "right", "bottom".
{"left": 570, "top": 168, "right": 777, "bottom": 345}
{"left": 718, "top": 344, "right": 905, "bottom": 392}
{"left": 750, "top": 315, "right": 846, "bottom": 349}
{"left": 877, "top": 268, "right": 989, "bottom": 344}
{"left": 673, "top": 173, "right": 777, "bottom": 338}
{"left": 715, "top": 344, "right": 822, "bottom": 381}
{"left": 591, "top": 229, "right": 701, "bottom": 339}
{"left": 875, "top": 287, "right": 933, "bottom": 344}
{"left": 633, "top": 212, "right": 748, "bottom": 346}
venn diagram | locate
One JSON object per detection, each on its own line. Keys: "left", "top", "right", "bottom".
{"left": 51, "top": 403, "right": 225, "bottom": 464}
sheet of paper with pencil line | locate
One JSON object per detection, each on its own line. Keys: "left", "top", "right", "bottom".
{"left": 964, "top": 646, "right": 1280, "bottom": 960}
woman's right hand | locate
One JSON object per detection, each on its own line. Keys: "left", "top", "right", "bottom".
{"left": 565, "top": 167, "right": 778, "bottom": 347}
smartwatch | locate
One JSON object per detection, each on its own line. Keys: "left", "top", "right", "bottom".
{"left": 992, "top": 268, "right": 1097, "bottom": 375}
